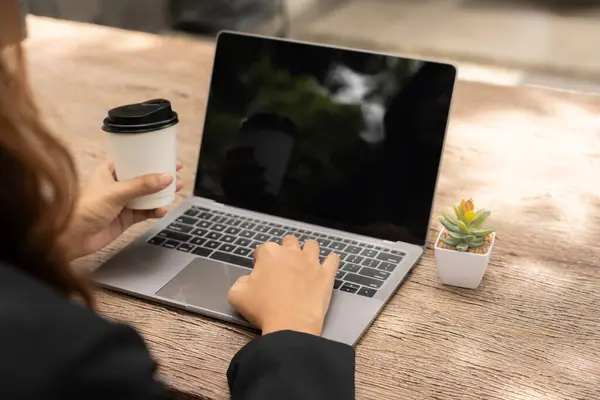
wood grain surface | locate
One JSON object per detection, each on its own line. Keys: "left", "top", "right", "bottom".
{"left": 24, "top": 16, "right": 600, "bottom": 400}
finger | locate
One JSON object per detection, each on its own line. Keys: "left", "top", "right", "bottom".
{"left": 302, "top": 239, "right": 320, "bottom": 261}
{"left": 176, "top": 161, "right": 183, "bottom": 171}
{"left": 175, "top": 178, "right": 184, "bottom": 192}
{"left": 321, "top": 253, "right": 341, "bottom": 282}
{"left": 227, "top": 275, "right": 251, "bottom": 308}
{"left": 281, "top": 235, "right": 300, "bottom": 250}
{"left": 127, "top": 209, "right": 159, "bottom": 225}
{"left": 110, "top": 173, "right": 173, "bottom": 205}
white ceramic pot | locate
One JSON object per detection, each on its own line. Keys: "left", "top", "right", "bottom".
{"left": 434, "top": 230, "right": 496, "bottom": 289}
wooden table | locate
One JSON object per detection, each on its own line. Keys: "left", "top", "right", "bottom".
{"left": 25, "top": 16, "right": 600, "bottom": 400}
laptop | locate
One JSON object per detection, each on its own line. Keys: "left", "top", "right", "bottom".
{"left": 93, "top": 31, "right": 457, "bottom": 346}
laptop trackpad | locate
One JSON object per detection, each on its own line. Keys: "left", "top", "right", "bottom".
{"left": 155, "top": 257, "right": 250, "bottom": 317}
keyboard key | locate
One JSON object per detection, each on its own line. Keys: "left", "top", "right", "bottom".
{"left": 269, "top": 228, "right": 286, "bottom": 236}
{"left": 344, "top": 273, "right": 383, "bottom": 289}
{"left": 359, "top": 267, "right": 390, "bottom": 281}
{"left": 192, "top": 206, "right": 210, "bottom": 211}
{"left": 212, "top": 215, "right": 227, "bottom": 223}
{"left": 364, "top": 244, "right": 374, "bottom": 249}
{"left": 357, "top": 287, "right": 377, "bottom": 298}
{"left": 212, "top": 224, "right": 226, "bottom": 232}
{"left": 158, "top": 230, "right": 191, "bottom": 242}
{"left": 334, "top": 279, "right": 343, "bottom": 289}
{"left": 234, "top": 247, "right": 252, "bottom": 257}
{"left": 148, "top": 237, "right": 165, "bottom": 246}
{"left": 178, "top": 243, "right": 195, "bottom": 252}
{"left": 210, "top": 251, "right": 253, "bottom": 269}
{"left": 343, "top": 239, "right": 358, "bottom": 245}
{"left": 199, "top": 212, "right": 213, "bottom": 220}
{"left": 255, "top": 233, "right": 270, "bottom": 242}
{"left": 226, "top": 218, "right": 241, "bottom": 226}
{"left": 221, "top": 235, "right": 236, "bottom": 243}
{"left": 346, "top": 255, "right": 364, "bottom": 264}
{"left": 343, "top": 263, "right": 361, "bottom": 273}
{"left": 361, "top": 249, "right": 378, "bottom": 258}
{"left": 374, "top": 246, "right": 384, "bottom": 251}
{"left": 176, "top": 216, "right": 198, "bottom": 225}
{"left": 361, "top": 258, "right": 380, "bottom": 268}
{"left": 298, "top": 229, "right": 308, "bottom": 234}
{"left": 240, "top": 222, "right": 256, "bottom": 229}
{"left": 191, "top": 228, "right": 208, "bottom": 237}
{"left": 197, "top": 221, "right": 212, "bottom": 229}
{"left": 168, "top": 223, "right": 194, "bottom": 233}
{"left": 320, "top": 248, "right": 331, "bottom": 256}
{"left": 204, "top": 240, "right": 221, "bottom": 249}
{"left": 184, "top": 209, "right": 199, "bottom": 217}
{"left": 190, "top": 237, "right": 206, "bottom": 246}
{"left": 225, "top": 227, "right": 241, "bottom": 235}
{"left": 376, "top": 252, "right": 403, "bottom": 263}
{"left": 340, "top": 283, "right": 360, "bottom": 294}
{"left": 314, "top": 233, "right": 326, "bottom": 238}
{"left": 163, "top": 240, "right": 180, "bottom": 249}
{"left": 249, "top": 241, "right": 262, "bottom": 249}
{"left": 235, "top": 238, "right": 252, "bottom": 247}
{"left": 255, "top": 224, "right": 270, "bottom": 233}
{"left": 219, "top": 244, "right": 236, "bottom": 253}
{"left": 330, "top": 242, "right": 346, "bottom": 251}
{"left": 192, "top": 246, "right": 212, "bottom": 257}
{"left": 240, "top": 230, "right": 255, "bottom": 239}
{"left": 346, "top": 246, "right": 361, "bottom": 254}
{"left": 206, "top": 232, "right": 222, "bottom": 240}
{"left": 391, "top": 250, "right": 406, "bottom": 256}
{"left": 316, "top": 238, "right": 331, "bottom": 247}
{"left": 300, "top": 235, "right": 316, "bottom": 242}
{"left": 269, "top": 236, "right": 281, "bottom": 243}
{"left": 378, "top": 262, "right": 397, "bottom": 272}
{"left": 335, "top": 270, "right": 346, "bottom": 280}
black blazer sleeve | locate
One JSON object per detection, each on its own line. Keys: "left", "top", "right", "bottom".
{"left": 227, "top": 330, "right": 355, "bottom": 400}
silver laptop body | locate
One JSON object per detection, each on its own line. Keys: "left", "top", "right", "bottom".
{"left": 93, "top": 31, "right": 457, "bottom": 347}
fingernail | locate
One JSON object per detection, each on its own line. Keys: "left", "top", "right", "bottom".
{"left": 159, "top": 174, "right": 173, "bottom": 185}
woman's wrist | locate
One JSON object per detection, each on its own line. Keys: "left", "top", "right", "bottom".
{"left": 261, "top": 316, "right": 323, "bottom": 337}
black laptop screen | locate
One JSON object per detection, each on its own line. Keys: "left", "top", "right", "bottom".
{"left": 194, "top": 32, "right": 456, "bottom": 246}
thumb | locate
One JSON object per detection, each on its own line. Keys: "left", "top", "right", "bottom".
{"left": 227, "top": 275, "right": 250, "bottom": 309}
{"left": 110, "top": 173, "right": 173, "bottom": 205}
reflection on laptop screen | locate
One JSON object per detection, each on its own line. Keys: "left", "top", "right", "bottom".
{"left": 195, "top": 32, "right": 456, "bottom": 246}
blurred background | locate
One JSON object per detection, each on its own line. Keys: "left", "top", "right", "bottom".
{"left": 24, "top": 0, "right": 600, "bottom": 93}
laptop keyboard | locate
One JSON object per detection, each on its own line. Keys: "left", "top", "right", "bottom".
{"left": 147, "top": 205, "right": 406, "bottom": 298}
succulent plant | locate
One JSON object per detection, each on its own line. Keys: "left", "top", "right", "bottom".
{"left": 439, "top": 199, "right": 495, "bottom": 252}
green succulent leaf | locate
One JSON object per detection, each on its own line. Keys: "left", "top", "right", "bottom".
{"left": 440, "top": 237, "right": 460, "bottom": 246}
{"left": 463, "top": 235, "right": 477, "bottom": 243}
{"left": 447, "top": 231, "right": 469, "bottom": 240}
{"left": 472, "top": 228, "right": 495, "bottom": 237}
{"left": 456, "top": 243, "right": 469, "bottom": 252}
{"left": 468, "top": 241, "right": 487, "bottom": 249}
{"left": 456, "top": 220, "right": 469, "bottom": 234}
{"left": 453, "top": 205, "right": 462, "bottom": 219}
{"left": 441, "top": 212, "right": 458, "bottom": 225}
{"left": 471, "top": 210, "right": 491, "bottom": 228}
{"left": 440, "top": 217, "right": 461, "bottom": 233}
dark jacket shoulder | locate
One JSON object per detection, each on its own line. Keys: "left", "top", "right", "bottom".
{"left": 0, "top": 262, "right": 168, "bottom": 400}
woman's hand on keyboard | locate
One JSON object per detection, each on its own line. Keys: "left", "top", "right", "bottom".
{"left": 227, "top": 235, "right": 340, "bottom": 337}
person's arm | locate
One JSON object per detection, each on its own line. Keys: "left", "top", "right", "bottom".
{"left": 227, "top": 330, "right": 355, "bottom": 400}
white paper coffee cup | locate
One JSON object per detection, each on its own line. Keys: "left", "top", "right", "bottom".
{"left": 102, "top": 99, "right": 179, "bottom": 210}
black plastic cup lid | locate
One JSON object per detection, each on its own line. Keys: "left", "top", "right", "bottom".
{"left": 102, "top": 99, "right": 179, "bottom": 134}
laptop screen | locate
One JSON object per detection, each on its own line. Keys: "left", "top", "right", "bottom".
{"left": 194, "top": 32, "right": 456, "bottom": 246}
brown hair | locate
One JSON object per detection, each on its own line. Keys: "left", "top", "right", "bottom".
{"left": 0, "top": 1, "right": 94, "bottom": 305}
